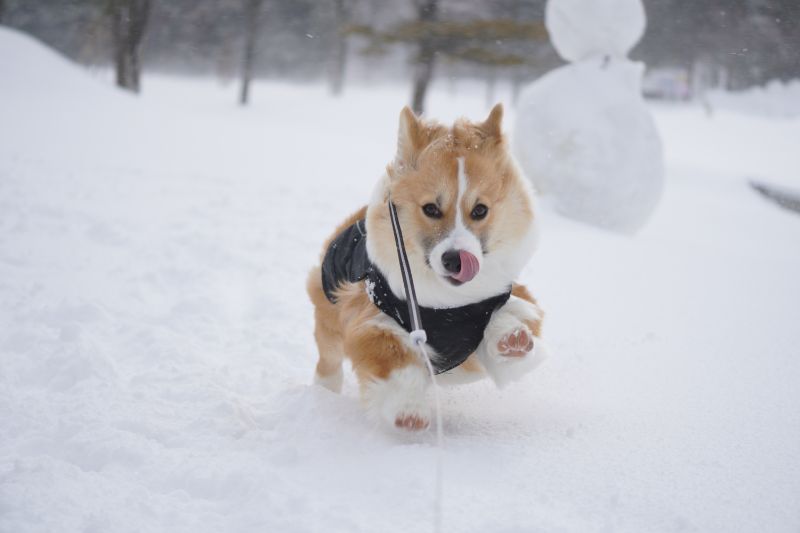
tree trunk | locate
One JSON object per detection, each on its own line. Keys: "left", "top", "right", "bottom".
{"left": 411, "top": 42, "right": 435, "bottom": 115}
{"left": 511, "top": 74, "right": 522, "bottom": 105}
{"left": 128, "top": 0, "right": 149, "bottom": 92}
{"left": 111, "top": 9, "right": 129, "bottom": 89}
{"left": 484, "top": 66, "right": 497, "bottom": 109}
{"left": 410, "top": 0, "right": 438, "bottom": 115}
{"left": 0, "top": 0, "right": 6, "bottom": 24}
{"left": 110, "top": 0, "right": 150, "bottom": 93}
{"left": 328, "top": 0, "right": 348, "bottom": 96}
{"left": 239, "top": 0, "right": 263, "bottom": 106}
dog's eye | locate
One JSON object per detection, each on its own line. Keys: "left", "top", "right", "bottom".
{"left": 422, "top": 203, "right": 443, "bottom": 219}
{"left": 471, "top": 203, "right": 489, "bottom": 220}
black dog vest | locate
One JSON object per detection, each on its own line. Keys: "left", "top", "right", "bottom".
{"left": 321, "top": 219, "right": 511, "bottom": 374}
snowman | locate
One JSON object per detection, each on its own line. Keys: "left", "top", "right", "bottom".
{"left": 513, "top": 0, "right": 664, "bottom": 233}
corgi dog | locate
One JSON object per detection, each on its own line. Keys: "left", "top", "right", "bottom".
{"left": 307, "top": 104, "right": 546, "bottom": 431}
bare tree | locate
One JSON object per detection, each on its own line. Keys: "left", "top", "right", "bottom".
{"left": 239, "top": 0, "right": 263, "bottom": 106}
{"left": 109, "top": 0, "right": 151, "bottom": 93}
{"left": 410, "top": 0, "right": 438, "bottom": 115}
{"left": 350, "top": 3, "right": 545, "bottom": 115}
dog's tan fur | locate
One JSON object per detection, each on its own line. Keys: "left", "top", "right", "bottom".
{"left": 307, "top": 104, "right": 543, "bottom": 430}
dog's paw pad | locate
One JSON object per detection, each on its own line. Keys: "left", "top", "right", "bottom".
{"left": 394, "top": 413, "right": 430, "bottom": 431}
{"left": 497, "top": 327, "right": 534, "bottom": 358}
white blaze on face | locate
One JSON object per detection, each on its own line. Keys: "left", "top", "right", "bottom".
{"left": 429, "top": 157, "right": 484, "bottom": 280}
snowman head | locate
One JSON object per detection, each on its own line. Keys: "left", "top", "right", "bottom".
{"left": 546, "top": 0, "right": 646, "bottom": 62}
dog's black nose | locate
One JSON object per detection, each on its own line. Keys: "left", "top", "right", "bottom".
{"left": 441, "top": 250, "right": 461, "bottom": 273}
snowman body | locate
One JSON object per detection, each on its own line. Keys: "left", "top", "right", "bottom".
{"left": 514, "top": 0, "right": 664, "bottom": 233}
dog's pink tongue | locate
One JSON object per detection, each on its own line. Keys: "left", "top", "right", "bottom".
{"left": 453, "top": 251, "right": 479, "bottom": 283}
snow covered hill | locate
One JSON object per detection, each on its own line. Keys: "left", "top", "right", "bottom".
{"left": 1, "top": 27, "right": 799, "bottom": 533}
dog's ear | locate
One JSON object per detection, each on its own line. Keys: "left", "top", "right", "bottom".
{"left": 480, "top": 103, "right": 504, "bottom": 139}
{"left": 396, "top": 106, "right": 424, "bottom": 169}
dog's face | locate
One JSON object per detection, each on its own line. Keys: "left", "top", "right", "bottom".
{"left": 366, "top": 104, "right": 537, "bottom": 307}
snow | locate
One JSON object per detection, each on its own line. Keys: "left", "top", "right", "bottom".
{"left": 707, "top": 79, "right": 800, "bottom": 119}
{"left": 2, "top": 26, "right": 800, "bottom": 533}
{"left": 514, "top": 58, "right": 664, "bottom": 232}
{"left": 545, "top": 0, "right": 646, "bottom": 61}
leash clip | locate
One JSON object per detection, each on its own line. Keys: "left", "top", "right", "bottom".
{"left": 409, "top": 328, "right": 427, "bottom": 347}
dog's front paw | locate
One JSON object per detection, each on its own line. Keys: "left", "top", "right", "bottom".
{"left": 478, "top": 313, "right": 547, "bottom": 388}
{"left": 385, "top": 398, "right": 431, "bottom": 432}
{"left": 497, "top": 327, "right": 535, "bottom": 358}
{"left": 394, "top": 410, "right": 430, "bottom": 431}
{"left": 365, "top": 365, "right": 431, "bottom": 432}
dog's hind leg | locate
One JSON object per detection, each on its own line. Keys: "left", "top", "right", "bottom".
{"left": 313, "top": 315, "right": 345, "bottom": 393}
{"left": 307, "top": 267, "right": 345, "bottom": 393}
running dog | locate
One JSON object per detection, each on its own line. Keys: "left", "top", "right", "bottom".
{"left": 307, "top": 104, "right": 546, "bottom": 431}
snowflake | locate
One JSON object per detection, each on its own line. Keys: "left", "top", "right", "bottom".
{"left": 365, "top": 279, "right": 378, "bottom": 304}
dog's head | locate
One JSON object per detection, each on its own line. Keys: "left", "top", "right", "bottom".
{"left": 366, "top": 104, "right": 538, "bottom": 307}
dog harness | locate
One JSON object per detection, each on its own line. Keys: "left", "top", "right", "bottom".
{"left": 321, "top": 219, "right": 511, "bottom": 374}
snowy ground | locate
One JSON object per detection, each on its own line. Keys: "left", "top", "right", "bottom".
{"left": 1, "top": 28, "right": 800, "bottom": 533}
{"left": 708, "top": 79, "right": 800, "bottom": 119}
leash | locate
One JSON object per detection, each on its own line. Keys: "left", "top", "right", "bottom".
{"left": 387, "top": 200, "right": 444, "bottom": 533}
